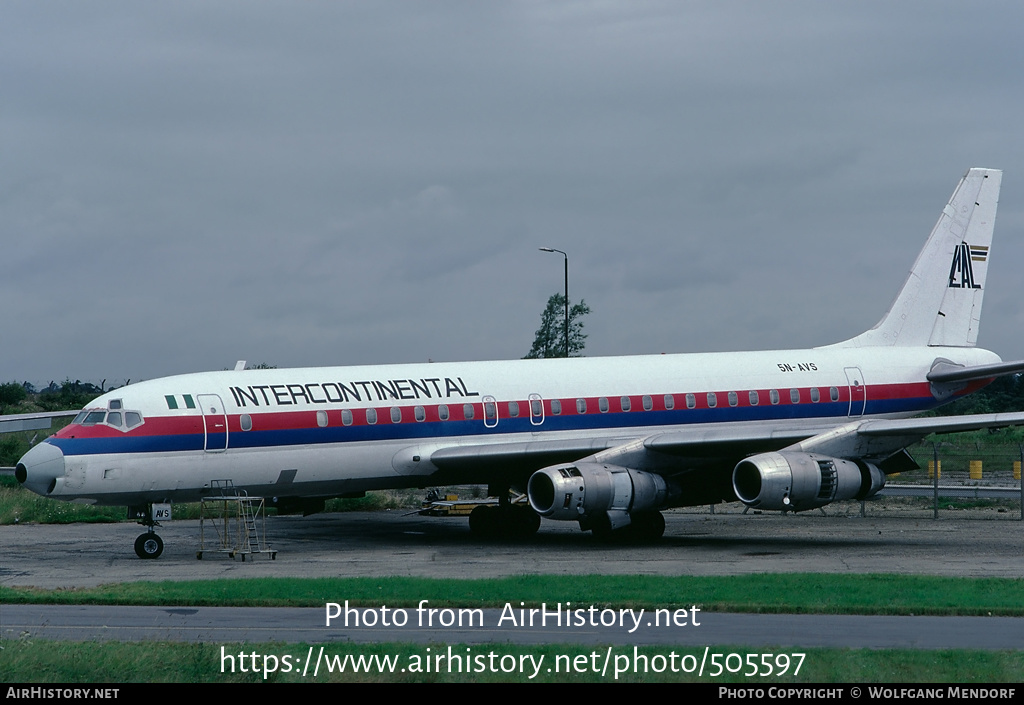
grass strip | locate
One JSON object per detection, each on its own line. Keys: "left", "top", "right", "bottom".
{"left": 3, "top": 640, "right": 1022, "bottom": 683}
{"left": 3, "top": 574, "right": 1024, "bottom": 616}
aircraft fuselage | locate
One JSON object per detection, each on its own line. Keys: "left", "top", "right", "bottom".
{"left": 30, "top": 344, "right": 997, "bottom": 507}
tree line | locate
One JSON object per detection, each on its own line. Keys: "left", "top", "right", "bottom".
{"left": 0, "top": 380, "right": 106, "bottom": 415}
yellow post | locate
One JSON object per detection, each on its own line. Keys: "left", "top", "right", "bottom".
{"left": 969, "top": 460, "right": 983, "bottom": 480}
{"left": 1014, "top": 461, "right": 1021, "bottom": 481}
{"left": 928, "top": 460, "right": 941, "bottom": 479}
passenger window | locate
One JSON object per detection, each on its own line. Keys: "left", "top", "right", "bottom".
{"left": 642, "top": 395, "right": 653, "bottom": 411}
{"left": 830, "top": 386, "right": 839, "bottom": 402}
{"left": 599, "top": 397, "right": 609, "bottom": 413}
{"left": 770, "top": 389, "right": 780, "bottom": 405}
{"left": 685, "top": 393, "right": 696, "bottom": 409}
{"left": 530, "top": 399, "right": 542, "bottom": 417}
{"left": 484, "top": 400, "right": 497, "bottom": 420}
{"left": 810, "top": 388, "right": 820, "bottom": 403}
{"left": 463, "top": 403, "right": 475, "bottom": 420}
{"left": 415, "top": 406, "right": 426, "bottom": 422}
{"left": 391, "top": 407, "right": 402, "bottom": 423}
{"left": 576, "top": 398, "right": 587, "bottom": 414}
{"left": 620, "top": 396, "right": 631, "bottom": 412}
{"left": 508, "top": 401, "right": 520, "bottom": 417}
{"left": 551, "top": 399, "right": 562, "bottom": 415}
{"left": 366, "top": 408, "right": 377, "bottom": 425}
{"left": 664, "top": 395, "right": 674, "bottom": 410}
{"left": 317, "top": 410, "right": 329, "bottom": 427}
{"left": 438, "top": 404, "right": 450, "bottom": 421}
{"left": 728, "top": 391, "right": 738, "bottom": 407}
{"left": 707, "top": 392, "right": 717, "bottom": 408}
{"left": 341, "top": 409, "right": 353, "bottom": 426}
{"left": 790, "top": 389, "right": 800, "bottom": 404}
{"left": 240, "top": 414, "right": 252, "bottom": 431}
{"left": 749, "top": 390, "right": 759, "bottom": 406}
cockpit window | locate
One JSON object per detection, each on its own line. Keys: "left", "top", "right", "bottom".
{"left": 77, "top": 407, "right": 145, "bottom": 431}
{"left": 109, "top": 399, "right": 122, "bottom": 410}
{"left": 83, "top": 411, "right": 106, "bottom": 425}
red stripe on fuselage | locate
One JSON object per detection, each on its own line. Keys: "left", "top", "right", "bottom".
{"left": 51, "top": 380, "right": 959, "bottom": 442}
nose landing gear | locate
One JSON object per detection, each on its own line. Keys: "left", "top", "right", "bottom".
{"left": 134, "top": 531, "right": 164, "bottom": 559}
{"left": 128, "top": 503, "right": 170, "bottom": 559}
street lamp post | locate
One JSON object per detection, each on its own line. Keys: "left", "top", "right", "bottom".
{"left": 539, "top": 247, "right": 569, "bottom": 358}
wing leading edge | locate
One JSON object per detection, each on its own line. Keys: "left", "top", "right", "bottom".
{"left": 0, "top": 410, "right": 79, "bottom": 434}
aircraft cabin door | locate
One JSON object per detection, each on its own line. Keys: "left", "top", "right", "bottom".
{"left": 198, "top": 393, "right": 228, "bottom": 452}
{"left": 844, "top": 367, "right": 866, "bottom": 417}
{"left": 529, "top": 393, "right": 544, "bottom": 426}
{"left": 483, "top": 395, "right": 499, "bottom": 429}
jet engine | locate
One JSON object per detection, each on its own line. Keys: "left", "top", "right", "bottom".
{"left": 732, "top": 451, "right": 885, "bottom": 511}
{"left": 527, "top": 462, "right": 669, "bottom": 528}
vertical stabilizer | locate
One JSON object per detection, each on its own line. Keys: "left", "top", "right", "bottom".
{"left": 837, "top": 168, "right": 1001, "bottom": 348}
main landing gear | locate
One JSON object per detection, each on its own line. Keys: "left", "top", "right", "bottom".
{"left": 129, "top": 503, "right": 169, "bottom": 559}
{"left": 583, "top": 510, "right": 666, "bottom": 543}
{"left": 468, "top": 486, "right": 541, "bottom": 539}
{"left": 469, "top": 503, "right": 541, "bottom": 539}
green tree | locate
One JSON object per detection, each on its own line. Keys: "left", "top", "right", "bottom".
{"left": 37, "top": 380, "right": 101, "bottom": 412}
{"left": 524, "top": 293, "right": 591, "bottom": 359}
{"left": 934, "top": 374, "right": 1024, "bottom": 416}
{"left": 0, "top": 382, "right": 28, "bottom": 412}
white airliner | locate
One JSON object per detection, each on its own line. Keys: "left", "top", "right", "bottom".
{"left": 16, "top": 168, "right": 1024, "bottom": 558}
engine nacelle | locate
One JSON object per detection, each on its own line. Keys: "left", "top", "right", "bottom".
{"left": 528, "top": 462, "right": 668, "bottom": 524}
{"left": 732, "top": 451, "right": 885, "bottom": 511}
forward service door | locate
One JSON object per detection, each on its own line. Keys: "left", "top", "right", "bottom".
{"left": 198, "top": 394, "right": 228, "bottom": 452}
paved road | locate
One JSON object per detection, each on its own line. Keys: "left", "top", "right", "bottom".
{"left": 2, "top": 507, "right": 1023, "bottom": 590}
{"left": 3, "top": 604, "right": 1023, "bottom": 649}
{"left": 2, "top": 509, "right": 1023, "bottom": 650}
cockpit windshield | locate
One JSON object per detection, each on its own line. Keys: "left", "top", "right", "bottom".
{"left": 82, "top": 411, "right": 107, "bottom": 425}
{"left": 75, "top": 406, "right": 144, "bottom": 431}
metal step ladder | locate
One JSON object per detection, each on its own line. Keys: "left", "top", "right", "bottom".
{"left": 197, "top": 480, "right": 277, "bottom": 561}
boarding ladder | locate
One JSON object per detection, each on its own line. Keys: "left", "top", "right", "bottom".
{"left": 197, "top": 480, "right": 277, "bottom": 561}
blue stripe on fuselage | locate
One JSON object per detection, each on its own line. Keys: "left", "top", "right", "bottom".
{"left": 48, "top": 395, "right": 944, "bottom": 457}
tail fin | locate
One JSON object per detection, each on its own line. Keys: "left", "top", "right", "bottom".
{"left": 837, "top": 168, "right": 1001, "bottom": 348}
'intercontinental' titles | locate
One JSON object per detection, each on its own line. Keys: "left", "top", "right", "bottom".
{"left": 229, "top": 376, "right": 479, "bottom": 408}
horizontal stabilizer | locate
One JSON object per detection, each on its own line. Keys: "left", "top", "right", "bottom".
{"left": 927, "top": 359, "right": 1024, "bottom": 384}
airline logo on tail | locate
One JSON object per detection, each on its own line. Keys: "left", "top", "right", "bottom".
{"left": 948, "top": 242, "right": 987, "bottom": 289}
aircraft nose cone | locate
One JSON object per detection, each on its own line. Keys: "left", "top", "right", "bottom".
{"left": 15, "top": 442, "right": 66, "bottom": 496}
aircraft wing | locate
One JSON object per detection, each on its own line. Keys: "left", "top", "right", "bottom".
{"left": 430, "top": 412, "right": 1024, "bottom": 481}
{"left": 0, "top": 410, "right": 79, "bottom": 434}
{"left": 781, "top": 411, "right": 1024, "bottom": 460}
{"left": 430, "top": 437, "right": 631, "bottom": 474}
{"left": 429, "top": 421, "right": 852, "bottom": 484}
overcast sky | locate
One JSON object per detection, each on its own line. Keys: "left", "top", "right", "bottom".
{"left": 4, "top": 1, "right": 1024, "bottom": 387}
